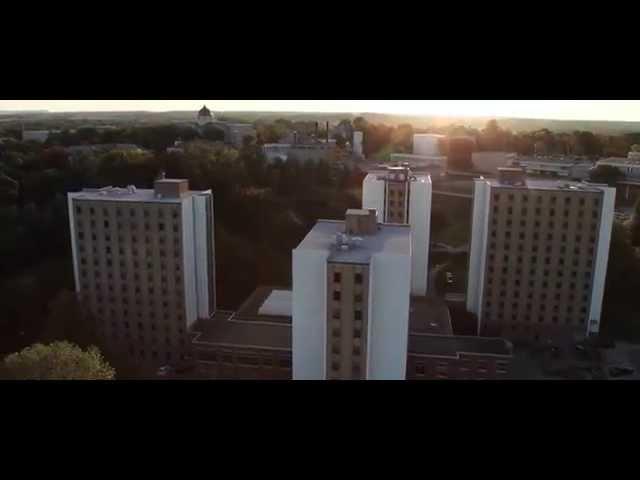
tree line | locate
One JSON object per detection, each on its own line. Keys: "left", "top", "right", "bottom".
{"left": 0, "top": 130, "right": 363, "bottom": 376}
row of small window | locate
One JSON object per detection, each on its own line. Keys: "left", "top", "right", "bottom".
{"left": 106, "top": 331, "right": 186, "bottom": 346}
{"left": 331, "top": 342, "right": 362, "bottom": 356}
{"left": 413, "top": 363, "right": 496, "bottom": 376}
{"left": 388, "top": 200, "right": 405, "bottom": 208}
{"left": 76, "top": 205, "right": 180, "bottom": 219}
{"left": 94, "top": 303, "right": 184, "bottom": 317}
{"left": 79, "top": 240, "right": 180, "bottom": 253}
{"left": 485, "top": 300, "right": 588, "bottom": 314}
{"left": 332, "top": 309, "right": 363, "bottom": 320}
{"left": 331, "top": 291, "right": 364, "bottom": 303}
{"left": 489, "top": 249, "right": 595, "bottom": 264}
{"left": 387, "top": 208, "right": 405, "bottom": 218}
{"left": 89, "top": 283, "right": 180, "bottom": 296}
{"left": 80, "top": 246, "right": 181, "bottom": 260}
{"left": 331, "top": 361, "right": 361, "bottom": 377}
{"left": 489, "top": 242, "right": 595, "bottom": 256}
{"left": 491, "top": 230, "right": 596, "bottom": 244}
{"left": 84, "top": 269, "right": 182, "bottom": 284}
{"left": 486, "top": 312, "right": 587, "bottom": 325}
{"left": 198, "top": 350, "right": 291, "bottom": 369}
{"left": 99, "top": 317, "right": 185, "bottom": 333}
{"left": 333, "top": 272, "right": 364, "bottom": 284}
{"left": 493, "top": 205, "right": 599, "bottom": 219}
{"left": 127, "top": 348, "right": 188, "bottom": 361}
{"left": 493, "top": 193, "right": 598, "bottom": 207}
{"left": 80, "top": 260, "right": 182, "bottom": 274}
{"left": 493, "top": 218, "right": 598, "bottom": 232}
{"left": 488, "top": 271, "right": 592, "bottom": 285}
{"left": 77, "top": 219, "right": 180, "bottom": 233}
{"left": 332, "top": 323, "right": 363, "bottom": 339}
{"left": 488, "top": 257, "right": 592, "bottom": 270}
{"left": 77, "top": 231, "right": 180, "bottom": 245}
{"left": 485, "top": 281, "right": 591, "bottom": 296}
{"left": 486, "top": 293, "right": 589, "bottom": 307}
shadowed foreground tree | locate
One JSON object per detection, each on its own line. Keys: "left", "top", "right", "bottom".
{"left": 0, "top": 341, "right": 115, "bottom": 380}
{"left": 631, "top": 197, "right": 640, "bottom": 246}
{"left": 600, "top": 223, "right": 640, "bottom": 341}
{"left": 589, "top": 164, "right": 622, "bottom": 186}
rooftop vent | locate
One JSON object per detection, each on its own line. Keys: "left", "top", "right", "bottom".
{"left": 497, "top": 167, "right": 526, "bottom": 186}
{"left": 345, "top": 209, "right": 377, "bottom": 235}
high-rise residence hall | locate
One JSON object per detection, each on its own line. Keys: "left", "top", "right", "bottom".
{"left": 467, "top": 168, "right": 615, "bottom": 342}
{"left": 362, "top": 165, "right": 431, "bottom": 296}
{"left": 292, "top": 209, "right": 412, "bottom": 380}
{"left": 67, "top": 178, "right": 216, "bottom": 368}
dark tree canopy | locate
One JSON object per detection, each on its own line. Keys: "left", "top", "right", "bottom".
{"left": 589, "top": 164, "right": 622, "bottom": 186}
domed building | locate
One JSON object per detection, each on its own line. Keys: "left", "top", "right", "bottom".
{"left": 197, "top": 105, "right": 214, "bottom": 125}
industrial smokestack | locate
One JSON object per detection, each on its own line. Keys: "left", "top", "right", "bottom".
{"left": 315, "top": 122, "right": 319, "bottom": 138}
{"left": 326, "top": 121, "right": 329, "bottom": 143}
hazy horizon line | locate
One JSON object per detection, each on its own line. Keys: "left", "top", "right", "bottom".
{"left": 1, "top": 109, "right": 639, "bottom": 124}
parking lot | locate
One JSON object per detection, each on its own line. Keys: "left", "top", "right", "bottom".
{"left": 509, "top": 340, "right": 639, "bottom": 380}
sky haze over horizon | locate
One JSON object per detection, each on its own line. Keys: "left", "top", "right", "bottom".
{"left": 1, "top": 100, "right": 639, "bottom": 122}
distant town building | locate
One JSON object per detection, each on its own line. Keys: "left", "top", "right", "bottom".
{"left": 197, "top": 105, "right": 214, "bottom": 125}
{"left": 353, "top": 131, "right": 364, "bottom": 157}
{"left": 262, "top": 143, "right": 291, "bottom": 163}
{"left": 186, "top": 105, "right": 256, "bottom": 148}
{"left": 67, "top": 178, "right": 217, "bottom": 369}
{"left": 447, "top": 136, "right": 475, "bottom": 171}
{"left": 362, "top": 165, "right": 431, "bottom": 296}
{"left": 292, "top": 209, "right": 412, "bottom": 380}
{"left": 467, "top": 168, "right": 615, "bottom": 343}
{"left": 413, "top": 133, "right": 445, "bottom": 157}
{"left": 225, "top": 123, "right": 257, "bottom": 148}
{"left": 469, "top": 151, "right": 516, "bottom": 175}
{"left": 510, "top": 155, "right": 592, "bottom": 180}
{"left": 263, "top": 129, "right": 337, "bottom": 164}
{"left": 596, "top": 155, "right": 640, "bottom": 180}
{"left": 389, "top": 133, "right": 447, "bottom": 170}
{"left": 22, "top": 130, "right": 51, "bottom": 143}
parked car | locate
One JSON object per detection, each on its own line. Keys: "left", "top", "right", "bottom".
{"left": 157, "top": 365, "right": 174, "bottom": 377}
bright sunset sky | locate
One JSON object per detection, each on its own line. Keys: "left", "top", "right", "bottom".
{"left": 0, "top": 100, "right": 639, "bottom": 122}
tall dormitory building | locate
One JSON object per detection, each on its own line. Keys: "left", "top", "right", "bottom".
{"left": 292, "top": 209, "right": 412, "bottom": 380}
{"left": 466, "top": 168, "right": 615, "bottom": 342}
{"left": 362, "top": 165, "right": 431, "bottom": 296}
{"left": 67, "top": 178, "right": 216, "bottom": 367}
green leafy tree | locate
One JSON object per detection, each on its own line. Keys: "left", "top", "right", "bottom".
{"left": 600, "top": 223, "right": 640, "bottom": 341}
{"left": 201, "top": 124, "right": 225, "bottom": 142}
{"left": 41, "top": 290, "right": 100, "bottom": 348}
{"left": 0, "top": 341, "right": 115, "bottom": 380}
